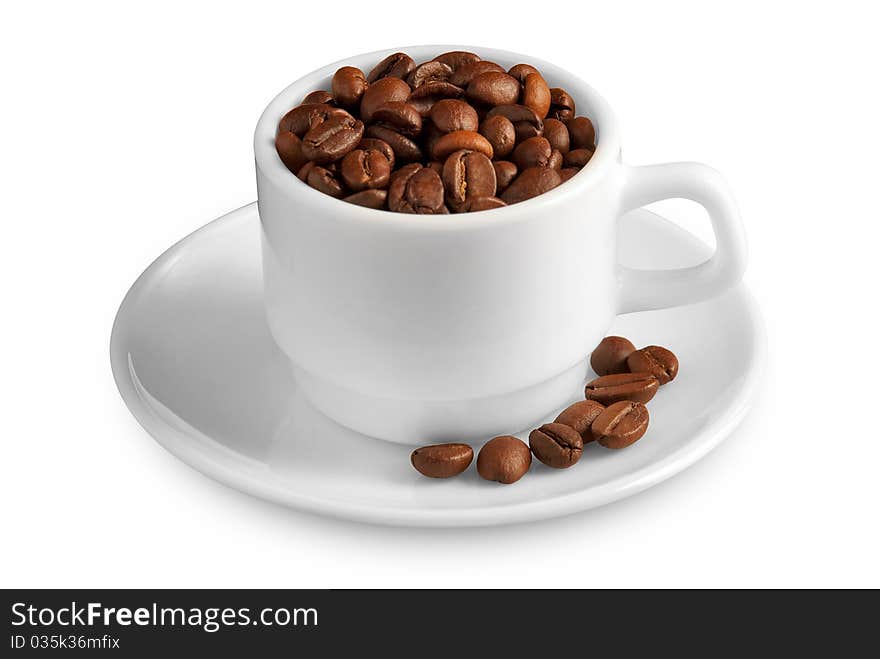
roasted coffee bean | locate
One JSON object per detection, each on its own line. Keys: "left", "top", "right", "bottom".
{"left": 507, "top": 63, "right": 540, "bottom": 83}
{"left": 371, "top": 101, "right": 422, "bottom": 137}
{"left": 486, "top": 105, "right": 543, "bottom": 139}
{"left": 280, "top": 51, "right": 597, "bottom": 214}
{"left": 301, "top": 112, "right": 364, "bottom": 163}
{"left": 407, "top": 61, "right": 452, "bottom": 89}
{"left": 411, "top": 443, "right": 474, "bottom": 478}
{"left": 512, "top": 136, "right": 553, "bottom": 170}
{"left": 275, "top": 131, "right": 309, "bottom": 174}
{"left": 360, "top": 77, "right": 411, "bottom": 123}
{"left": 364, "top": 124, "right": 422, "bottom": 163}
{"left": 476, "top": 436, "right": 531, "bottom": 484}
{"left": 388, "top": 163, "right": 445, "bottom": 214}
{"left": 306, "top": 165, "right": 344, "bottom": 198}
{"left": 332, "top": 66, "right": 368, "bottom": 109}
{"left": 568, "top": 116, "right": 596, "bottom": 149}
{"left": 467, "top": 72, "right": 521, "bottom": 107}
{"left": 590, "top": 336, "right": 636, "bottom": 375}
{"left": 627, "top": 346, "right": 679, "bottom": 385}
{"left": 555, "top": 400, "right": 606, "bottom": 443}
{"left": 442, "top": 149, "right": 496, "bottom": 211}
{"left": 492, "top": 161, "right": 518, "bottom": 192}
{"left": 479, "top": 115, "right": 516, "bottom": 158}
{"left": 357, "top": 137, "right": 395, "bottom": 168}
{"left": 514, "top": 122, "right": 542, "bottom": 143}
{"left": 343, "top": 189, "right": 388, "bottom": 209}
{"left": 433, "top": 51, "right": 481, "bottom": 71}
{"left": 340, "top": 148, "right": 392, "bottom": 191}
{"left": 584, "top": 372, "right": 659, "bottom": 405}
{"left": 278, "top": 103, "right": 341, "bottom": 137}
{"left": 522, "top": 73, "right": 551, "bottom": 119}
{"left": 591, "top": 401, "right": 649, "bottom": 449}
{"left": 564, "top": 148, "right": 594, "bottom": 168}
{"left": 543, "top": 118, "right": 570, "bottom": 153}
{"left": 430, "top": 99, "right": 479, "bottom": 133}
{"left": 529, "top": 423, "right": 584, "bottom": 468}
{"left": 367, "top": 52, "right": 416, "bottom": 83}
{"left": 409, "top": 80, "right": 464, "bottom": 100}
{"left": 560, "top": 167, "right": 579, "bottom": 182}
{"left": 296, "top": 160, "right": 316, "bottom": 181}
{"left": 463, "top": 196, "right": 506, "bottom": 211}
{"left": 500, "top": 166, "right": 562, "bottom": 204}
{"left": 431, "top": 130, "right": 494, "bottom": 161}
{"left": 302, "top": 90, "right": 335, "bottom": 105}
{"left": 549, "top": 88, "right": 576, "bottom": 123}
{"left": 449, "top": 61, "right": 506, "bottom": 87}
{"left": 408, "top": 96, "right": 438, "bottom": 117}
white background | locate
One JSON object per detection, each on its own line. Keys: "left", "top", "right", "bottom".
{"left": 2, "top": 1, "right": 878, "bottom": 588}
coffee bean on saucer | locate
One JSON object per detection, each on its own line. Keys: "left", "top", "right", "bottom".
{"left": 529, "top": 423, "right": 584, "bottom": 468}
{"left": 367, "top": 52, "right": 416, "bottom": 83}
{"left": 567, "top": 116, "right": 596, "bottom": 149}
{"left": 590, "top": 336, "right": 637, "bottom": 375}
{"left": 627, "top": 346, "right": 679, "bottom": 385}
{"left": 477, "top": 436, "right": 532, "bottom": 484}
{"left": 584, "top": 372, "right": 659, "bottom": 405}
{"left": 554, "top": 399, "right": 606, "bottom": 443}
{"left": 500, "top": 166, "right": 561, "bottom": 204}
{"left": 560, "top": 167, "right": 580, "bottom": 182}
{"left": 591, "top": 401, "right": 650, "bottom": 449}
{"left": 332, "top": 66, "right": 368, "bottom": 109}
{"left": 411, "top": 443, "right": 474, "bottom": 478}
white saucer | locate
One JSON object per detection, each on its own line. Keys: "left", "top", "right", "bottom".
{"left": 111, "top": 203, "right": 764, "bottom": 527}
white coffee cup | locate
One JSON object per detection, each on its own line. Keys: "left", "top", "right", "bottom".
{"left": 255, "top": 45, "right": 747, "bottom": 445}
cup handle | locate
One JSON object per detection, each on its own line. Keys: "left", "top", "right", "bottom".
{"left": 617, "top": 162, "right": 747, "bottom": 313}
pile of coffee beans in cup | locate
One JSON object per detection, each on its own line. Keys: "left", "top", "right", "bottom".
{"left": 275, "top": 50, "right": 597, "bottom": 213}
{"left": 410, "top": 336, "right": 679, "bottom": 484}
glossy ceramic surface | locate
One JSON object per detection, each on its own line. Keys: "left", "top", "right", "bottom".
{"left": 111, "top": 204, "right": 763, "bottom": 526}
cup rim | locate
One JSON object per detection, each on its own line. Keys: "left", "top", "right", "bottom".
{"left": 255, "top": 44, "right": 620, "bottom": 231}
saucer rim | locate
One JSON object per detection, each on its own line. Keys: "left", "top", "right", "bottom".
{"left": 110, "top": 203, "right": 765, "bottom": 527}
